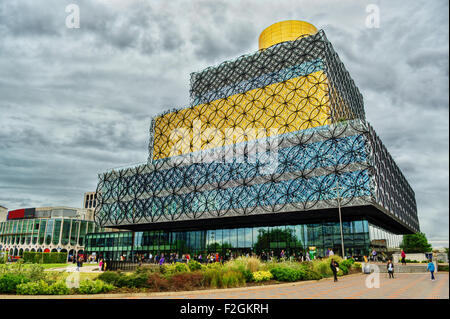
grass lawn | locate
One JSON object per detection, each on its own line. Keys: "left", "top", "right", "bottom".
{"left": 45, "top": 271, "right": 99, "bottom": 281}
{"left": 44, "top": 263, "right": 99, "bottom": 269}
{"left": 17, "top": 263, "right": 71, "bottom": 270}
{"left": 40, "top": 263, "right": 71, "bottom": 269}
{"left": 21, "top": 263, "right": 98, "bottom": 270}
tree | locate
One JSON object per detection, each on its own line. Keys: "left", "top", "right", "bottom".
{"left": 400, "top": 232, "right": 432, "bottom": 253}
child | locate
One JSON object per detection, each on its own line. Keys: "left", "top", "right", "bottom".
{"left": 426, "top": 260, "right": 436, "bottom": 281}
{"left": 99, "top": 259, "right": 103, "bottom": 272}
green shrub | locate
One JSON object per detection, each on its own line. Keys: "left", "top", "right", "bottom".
{"left": 438, "top": 265, "right": 449, "bottom": 271}
{"left": 0, "top": 264, "right": 7, "bottom": 274}
{"left": 126, "top": 273, "right": 150, "bottom": 288}
{"left": 175, "top": 262, "right": 189, "bottom": 273}
{"left": 16, "top": 277, "right": 70, "bottom": 296}
{"left": 134, "top": 265, "right": 160, "bottom": 275}
{"left": 22, "top": 252, "right": 68, "bottom": 264}
{"left": 48, "top": 281, "right": 70, "bottom": 295}
{"left": 0, "top": 273, "right": 30, "bottom": 293}
{"left": 302, "top": 268, "right": 322, "bottom": 280}
{"left": 313, "top": 261, "right": 333, "bottom": 278}
{"left": 270, "top": 267, "right": 304, "bottom": 282}
{"left": 340, "top": 259, "right": 353, "bottom": 270}
{"left": 100, "top": 272, "right": 150, "bottom": 288}
{"left": 346, "top": 258, "right": 355, "bottom": 264}
{"left": 188, "top": 260, "right": 202, "bottom": 271}
{"left": 78, "top": 280, "right": 114, "bottom": 294}
{"left": 16, "top": 280, "right": 49, "bottom": 295}
{"left": 161, "top": 262, "right": 190, "bottom": 276}
{"left": 97, "top": 271, "right": 123, "bottom": 286}
{"left": 25, "top": 264, "right": 46, "bottom": 282}
{"left": 353, "top": 262, "right": 362, "bottom": 270}
{"left": 252, "top": 271, "right": 273, "bottom": 282}
{"left": 339, "top": 264, "right": 349, "bottom": 275}
{"left": 242, "top": 269, "right": 253, "bottom": 282}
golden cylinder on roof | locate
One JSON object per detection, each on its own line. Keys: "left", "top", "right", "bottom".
{"left": 259, "top": 20, "right": 318, "bottom": 50}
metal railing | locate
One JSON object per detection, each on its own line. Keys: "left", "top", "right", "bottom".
{"left": 105, "top": 260, "right": 141, "bottom": 271}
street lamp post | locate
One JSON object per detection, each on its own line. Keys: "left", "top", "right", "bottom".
{"left": 336, "top": 178, "right": 345, "bottom": 259}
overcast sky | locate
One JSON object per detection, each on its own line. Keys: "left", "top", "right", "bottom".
{"left": 0, "top": 0, "right": 448, "bottom": 247}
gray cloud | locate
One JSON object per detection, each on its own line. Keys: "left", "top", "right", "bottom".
{"left": 0, "top": 0, "right": 448, "bottom": 247}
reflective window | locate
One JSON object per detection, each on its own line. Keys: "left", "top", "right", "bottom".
{"left": 61, "top": 220, "right": 71, "bottom": 245}
{"left": 78, "top": 221, "right": 87, "bottom": 246}
{"left": 53, "top": 219, "right": 62, "bottom": 245}
{"left": 70, "top": 221, "right": 79, "bottom": 246}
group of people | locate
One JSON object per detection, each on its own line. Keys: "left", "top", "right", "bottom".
{"left": 386, "top": 257, "right": 436, "bottom": 281}
{"left": 68, "top": 254, "right": 106, "bottom": 272}
{"left": 130, "top": 252, "right": 225, "bottom": 265}
{"left": 110, "top": 249, "right": 357, "bottom": 265}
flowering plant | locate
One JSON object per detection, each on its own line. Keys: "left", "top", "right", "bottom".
{"left": 252, "top": 271, "right": 273, "bottom": 282}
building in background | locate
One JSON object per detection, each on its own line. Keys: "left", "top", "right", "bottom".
{"left": 86, "top": 20, "right": 418, "bottom": 262}
{"left": 0, "top": 206, "right": 103, "bottom": 259}
{"left": 83, "top": 191, "right": 98, "bottom": 210}
{"left": 0, "top": 206, "right": 7, "bottom": 223}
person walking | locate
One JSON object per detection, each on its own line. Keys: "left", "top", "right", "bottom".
{"left": 330, "top": 259, "right": 339, "bottom": 282}
{"left": 401, "top": 249, "right": 406, "bottom": 265}
{"left": 159, "top": 254, "right": 165, "bottom": 266}
{"left": 329, "top": 249, "right": 334, "bottom": 256}
{"left": 98, "top": 259, "right": 103, "bottom": 272}
{"left": 76, "top": 256, "right": 83, "bottom": 272}
{"left": 372, "top": 249, "right": 377, "bottom": 262}
{"left": 427, "top": 260, "right": 436, "bottom": 281}
{"left": 387, "top": 259, "right": 394, "bottom": 279}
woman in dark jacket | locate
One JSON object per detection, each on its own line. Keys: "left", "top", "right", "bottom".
{"left": 330, "top": 259, "right": 339, "bottom": 282}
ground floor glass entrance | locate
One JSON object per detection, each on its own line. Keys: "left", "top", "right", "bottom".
{"left": 86, "top": 219, "right": 375, "bottom": 261}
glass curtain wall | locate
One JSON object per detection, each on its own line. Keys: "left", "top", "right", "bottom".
{"left": 86, "top": 220, "right": 373, "bottom": 261}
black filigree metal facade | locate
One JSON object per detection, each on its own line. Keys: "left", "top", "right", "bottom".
{"left": 94, "top": 29, "right": 419, "bottom": 235}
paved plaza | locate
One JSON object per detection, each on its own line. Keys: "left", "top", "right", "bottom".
{"left": 121, "top": 273, "right": 449, "bottom": 299}
{"left": 2, "top": 272, "right": 447, "bottom": 299}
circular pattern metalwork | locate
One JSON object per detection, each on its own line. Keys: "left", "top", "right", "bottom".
{"left": 94, "top": 30, "right": 418, "bottom": 233}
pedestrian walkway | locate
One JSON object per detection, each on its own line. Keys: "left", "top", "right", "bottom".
{"left": 361, "top": 262, "right": 438, "bottom": 273}
{"left": 124, "top": 272, "right": 449, "bottom": 299}
{"left": 45, "top": 265, "right": 100, "bottom": 273}
{"left": 3, "top": 273, "right": 447, "bottom": 299}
